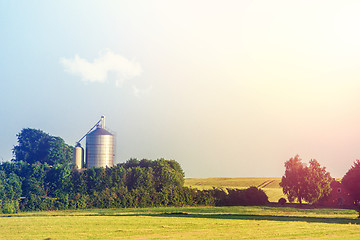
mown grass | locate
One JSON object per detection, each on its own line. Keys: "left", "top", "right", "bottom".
{"left": 184, "top": 177, "right": 286, "bottom": 202}
{"left": 1, "top": 206, "right": 360, "bottom": 239}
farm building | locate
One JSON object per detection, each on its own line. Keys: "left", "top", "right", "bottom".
{"left": 317, "top": 180, "right": 354, "bottom": 207}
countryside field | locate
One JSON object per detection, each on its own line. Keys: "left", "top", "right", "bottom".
{"left": 1, "top": 177, "right": 356, "bottom": 239}
{"left": 1, "top": 206, "right": 360, "bottom": 239}
{"left": 184, "top": 177, "right": 285, "bottom": 202}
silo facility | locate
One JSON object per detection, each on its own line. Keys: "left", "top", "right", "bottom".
{"left": 86, "top": 126, "right": 115, "bottom": 168}
{"left": 73, "top": 116, "right": 115, "bottom": 169}
{"left": 73, "top": 143, "right": 84, "bottom": 169}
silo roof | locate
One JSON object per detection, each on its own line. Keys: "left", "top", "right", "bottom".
{"left": 88, "top": 127, "right": 113, "bottom": 136}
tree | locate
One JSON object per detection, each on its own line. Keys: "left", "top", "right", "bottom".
{"left": 21, "top": 162, "right": 50, "bottom": 197}
{"left": 0, "top": 171, "right": 22, "bottom": 201}
{"left": 0, "top": 171, "right": 22, "bottom": 213}
{"left": 13, "top": 128, "right": 51, "bottom": 165}
{"left": 152, "top": 159, "right": 184, "bottom": 191}
{"left": 280, "top": 155, "right": 308, "bottom": 204}
{"left": 304, "top": 159, "right": 332, "bottom": 204}
{"left": 46, "top": 164, "right": 72, "bottom": 198}
{"left": 342, "top": 160, "right": 360, "bottom": 204}
{"left": 280, "top": 155, "right": 332, "bottom": 204}
{"left": 12, "top": 128, "right": 73, "bottom": 165}
{"left": 47, "top": 137, "right": 73, "bottom": 166}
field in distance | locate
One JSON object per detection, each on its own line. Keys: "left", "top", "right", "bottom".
{"left": 1, "top": 206, "right": 360, "bottom": 239}
{"left": 184, "top": 177, "right": 285, "bottom": 202}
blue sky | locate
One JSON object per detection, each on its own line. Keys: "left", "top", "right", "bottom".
{"left": 1, "top": 0, "right": 360, "bottom": 177}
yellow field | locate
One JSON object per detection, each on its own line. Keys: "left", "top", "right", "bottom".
{"left": 184, "top": 177, "right": 286, "bottom": 202}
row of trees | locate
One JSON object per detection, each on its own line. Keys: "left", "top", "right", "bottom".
{"left": 0, "top": 128, "right": 269, "bottom": 213}
{"left": 280, "top": 155, "right": 332, "bottom": 204}
{"left": 280, "top": 155, "right": 360, "bottom": 208}
{"left": 9, "top": 128, "right": 360, "bottom": 212}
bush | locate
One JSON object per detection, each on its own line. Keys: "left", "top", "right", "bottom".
{"left": 243, "top": 187, "right": 269, "bottom": 205}
{"left": 2, "top": 156, "right": 271, "bottom": 211}
{"left": 278, "top": 197, "right": 286, "bottom": 205}
{"left": 1, "top": 200, "right": 19, "bottom": 214}
{"left": 224, "top": 187, "right": 268, "bottom": 206}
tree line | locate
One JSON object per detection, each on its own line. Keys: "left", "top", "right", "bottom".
{"left": 280, "top": 155, "right": 360, "bottom": 209}
{"left": 0, "top": 128, "right": 268, "bottom": 213}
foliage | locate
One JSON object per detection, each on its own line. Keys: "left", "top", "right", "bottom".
{"left": 280, "top": 155, "right": 332, "bottom": 204}
{"left": 342, "top": 160, "right": 360, "bottom": 204}
{"left": 46, "top": 164, "right": 72, "bottom": 198}
{"left": 0, "top": 128, "right": 270, "bottom": 212}
{"left": 304, "top": 159, "right": 332, "bottom": 204}
{"left": 12, "top": 128, "right": 73, "bottom": 165}
{"left": 0, "top": 171, "right": 22, "bottom": 213}
{"left": 0, "top": 157, "right": 269, "bottom": 211}
{"left": 280, "top": 155, "right": 308, "bottom": 204}
{"left": 184, "top": 177, "right": 285, "bottom": 202}
{"left": 217, "top": 187, "right": 268, "bottom": 206}
{"left": 278, "top": 197, "right": 286, "bottom": 205}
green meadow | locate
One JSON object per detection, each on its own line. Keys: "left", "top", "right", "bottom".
{"left": 0, "top": 177, "right": 355, "bottom": 239}
{"left": 185, "top": 177, "right": 286, "bottom": 202}
{"left": 1, "top": 206, "right": 360, "bottom": 239}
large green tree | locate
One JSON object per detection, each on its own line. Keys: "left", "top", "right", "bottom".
{"left": 342, "top": 160, "right": 360, "bottom": 204}
{"left": 304, "top": 159, "right": 332, "bottom": 204}
{"left": 12, "top": 128, "right": 73, "bottom": 165}
{"left": 280, "top": 155, "right": 332, "bottom": 204}
{"left": 280, "top": 155, "right": 308, "bottom": 204}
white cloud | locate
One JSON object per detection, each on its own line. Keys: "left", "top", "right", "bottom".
{"left": 60, "top": 50, "right": 142, "bottom": 87}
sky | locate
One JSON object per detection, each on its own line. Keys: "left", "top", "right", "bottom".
{"left": 1, "top": 0, "right": 360, "bottom": 178}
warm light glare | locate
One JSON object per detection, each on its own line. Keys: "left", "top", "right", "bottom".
{"left": 1, "top": 0, "right": 360, "bottom": 178}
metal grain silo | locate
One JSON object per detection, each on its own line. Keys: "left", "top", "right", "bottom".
{"left": 85, "top": 126, "right": 115, "bottom": 168}
{"left": 73, "top": 143, "right": 84, "bottom": 169}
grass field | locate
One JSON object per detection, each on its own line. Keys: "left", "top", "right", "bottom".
{"left": 185, "top": 177, "right": 285, "bottom": 202}
{"left": 1, "top": 206, "right": 360, "bottom": 239}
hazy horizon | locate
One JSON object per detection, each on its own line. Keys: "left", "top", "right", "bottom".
{"left": 1, "top": 0, "right": 360, "bottom": 178}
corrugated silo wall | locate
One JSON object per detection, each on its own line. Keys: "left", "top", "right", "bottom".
{"left": 86, "top": 128, "right": 114, "bottom": 168}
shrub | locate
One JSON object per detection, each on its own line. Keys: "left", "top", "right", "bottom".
{"left": 1, "top": 200, "right": 19, "bottom": 214}
{"left": 223, "top": 187, "right": 269, "bottom": 206}
{"left": 243, "top": 187, "right": 269, "bottom": 205}
{"left": 278, "top": 197, "right": 286, "bottom": 205}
